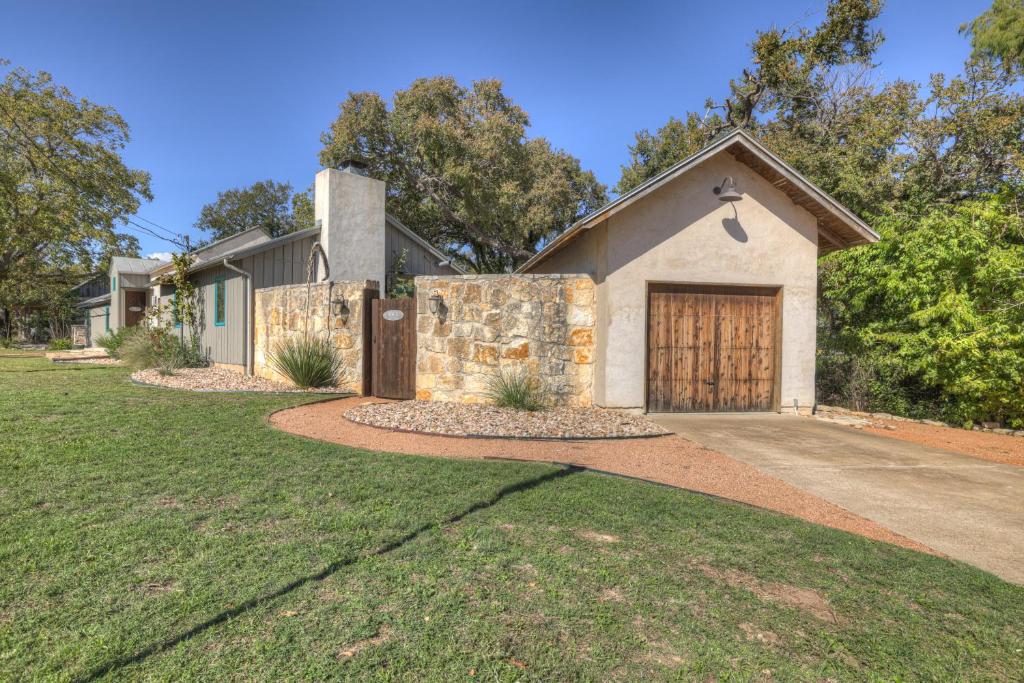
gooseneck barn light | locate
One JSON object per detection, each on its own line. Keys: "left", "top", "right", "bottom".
{"left": 713, "top": 176, "right": 742, "bottom": 202}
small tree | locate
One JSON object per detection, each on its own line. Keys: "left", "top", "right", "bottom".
{"left": 386, "top": 249, "right": 415, "bottom": 298}
{"left": 169, "top": 252, "right": 205, "bottom": 366}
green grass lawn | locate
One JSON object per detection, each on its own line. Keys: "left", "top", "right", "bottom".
{"left": 1, "top": 357, "right": 1022, "bottom": 681}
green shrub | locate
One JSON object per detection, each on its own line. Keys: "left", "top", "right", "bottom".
{"left": 269, "top": 337, "right": 342, "bottom": 389}
{"left": 47, "top": 338, "right": 72, "bottom": 351}
{"left": 157, "top": 339, "right": 185, "bottom": 376}
{"left": 177, "top": 334, "right": 208, "bottom": 368}
{"left": 118, "top": 328, "right": 164, "bottom": 370}
{"left": 95, "top": 327, "right": 131, "bottom": 359}
{"left": 484, "top": 367, "right": 547, "bottom": 411}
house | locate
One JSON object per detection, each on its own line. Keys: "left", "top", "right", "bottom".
{"left": 78, "top": 257, "right": 163, "bottom": 345}
{"left": 518, "top": 129, "right": 878, "bottom": 413}
{"left": 78, "top": 161, "right": 460, "bottom": 372}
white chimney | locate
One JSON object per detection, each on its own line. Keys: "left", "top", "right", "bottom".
{"left": 314, "top": 161, "right": 386, "bottom": 286}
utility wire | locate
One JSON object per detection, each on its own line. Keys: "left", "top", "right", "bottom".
{"left": 124, "top": 219, "right": 188, "bottom": 250}
{"left": 132, "top": 214, "right": 185, "bottom": 242}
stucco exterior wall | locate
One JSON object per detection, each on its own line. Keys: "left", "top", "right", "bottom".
{"left": 528, "top": 154, "right": 819, "bottom": 412}
{"left": 414, "top": 274, "right": 596, "bottom": 406}
{"left": 85, "top": 305, "right": 108, "bottom": 346}
{"left": 253, "top": 280, "right": 375, "bottom": 392}
{"left": 315, "top": 168, "right": 387, "bottom": 289}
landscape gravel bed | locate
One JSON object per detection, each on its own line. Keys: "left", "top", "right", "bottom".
{"left": 132, "top": 367, "right": 343, "bottom": 393}
{"left": 344, "top": 400, "right": 670, "bottom": 439}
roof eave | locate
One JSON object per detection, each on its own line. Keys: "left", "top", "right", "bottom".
{"left": 385, "top": 214, "right": 465, "bottom": 274}
{"left": 518, "top": 129, "right": 878, "bottom": 273}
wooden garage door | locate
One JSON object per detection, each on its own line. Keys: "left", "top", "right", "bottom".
{"left": 647, "top": 284, "right": 780, "bottom": 412}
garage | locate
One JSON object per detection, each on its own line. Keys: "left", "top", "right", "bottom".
{"left": 519, "top": 129, "right": 879, "bottom": 412}
{"left": 646, "top": 284, "right": 780, "bottom": 412}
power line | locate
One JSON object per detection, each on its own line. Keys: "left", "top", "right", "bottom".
{"left": 123, "top": 219, "right": 187, "bottom": 250}
{"left": 132, "top": 214, "right": 184, "bottom": 241}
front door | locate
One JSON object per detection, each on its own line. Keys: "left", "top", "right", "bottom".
{"left": 371, "top": 297, "right": 417, "bottom": 400}
{"left": 124, "top": 290, "right": 148, "bottom": 328}
{"left": 646, "top": 284, "right": 780, "bottom": 412}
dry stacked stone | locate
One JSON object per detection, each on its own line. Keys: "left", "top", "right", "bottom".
{"left": 414, "top": 274, "right": 596, "bottom": 406}
{"left": 253, "top": 280, "right": 373, "bottom": 391}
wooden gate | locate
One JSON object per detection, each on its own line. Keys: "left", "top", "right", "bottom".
{"left": 647, "top": 284, "right": 780, "bottom": 413}
{"left": 371, "top": 297, "right": 417, "bottom": 399}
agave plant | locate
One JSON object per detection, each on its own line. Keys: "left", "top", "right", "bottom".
{"left": 484, "top": 367, "right": 547, "bottom": 411}
{"left": 269, "top": 337, "right": 342, "bottom": 389}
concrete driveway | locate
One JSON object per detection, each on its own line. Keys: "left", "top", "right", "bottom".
{"left": 650, "top": 413, "right": 1024, "bottom": 584}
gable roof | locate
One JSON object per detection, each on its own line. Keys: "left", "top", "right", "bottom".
{"left": 110, "top": 256, "right": 163, "bottom": 276}
{"left": 386, "top": 214, "right": 465, "bottom": 274}
{"left": 518, "top": 128, "right": 879, "bottom": 273}
{"left": 147, "top": 227, "right": 272, "bottom": 278}
{"left": 75, "top": 292, "right": 111, "bottom": 309}
{"left": 151, "top": 227, "right": 320, "bottom": 280}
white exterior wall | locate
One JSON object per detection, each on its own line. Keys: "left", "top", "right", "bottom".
{"left": 530, "top": 154, "right": 819, "bottom": 412}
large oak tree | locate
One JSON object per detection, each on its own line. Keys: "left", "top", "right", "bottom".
{"left": 614, "top": 0, "right": 1024, "bottom": 426}
{"left": 0, "top": 61, "right": 151, "bottom": 296}
{"left": 193, "top": 180, "right": 313, "bottom": 241}
{"left": 319, "top": 77, "right": 607, "bottom": 272}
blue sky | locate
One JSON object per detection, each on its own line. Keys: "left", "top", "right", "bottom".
{"left": 2, "top": 0, "right": 991, "bottom": 258}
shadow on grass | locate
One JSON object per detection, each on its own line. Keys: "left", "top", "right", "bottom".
{"left": 76, "top": 464, "right": 583, "bottom": 682}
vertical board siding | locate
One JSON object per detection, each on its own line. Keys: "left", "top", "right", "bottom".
{"left": 242, "top": 235, "right": 318, "bottom": 290}
{"left": 384, "top": 223, "right": 456, "bottom": 280}
{"left": 186, "top": 265, "right": 245, "bottom": 365}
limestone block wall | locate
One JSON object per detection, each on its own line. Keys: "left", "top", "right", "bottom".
{"left": 253, "top": 280, "right": 375, "bottom": 392}
{"left": 414, "top": 274, "right": 596, "bottom": 406}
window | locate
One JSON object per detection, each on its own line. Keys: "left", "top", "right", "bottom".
{"left": 104, "top": 306, "right": 110, "bottom": 332}
{"left": 213, "top": 276, "right": 226, "bottom": 327}
{"left": 111, "top": 276, "right": 116, "bottom": 292}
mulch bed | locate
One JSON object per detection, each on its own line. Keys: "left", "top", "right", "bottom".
{"left": 132, "top": 367, "right": 343, "bottom": 393}
{"left": 345, "top": 400, "right": 669, "bottom": 439}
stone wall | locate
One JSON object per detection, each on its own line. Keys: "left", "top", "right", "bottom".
{"left": 414, "top": 274, "right": 596, "bottom": 406}
{"left": 253, "top": 280, "right": 375, "bottom": 392}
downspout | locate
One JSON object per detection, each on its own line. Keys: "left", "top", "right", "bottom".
{"left": 222, "top": 259, "right": 253, "bottom": 376}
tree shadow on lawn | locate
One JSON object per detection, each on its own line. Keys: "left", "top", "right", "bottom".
{"left": 75, "top": 464, "right": 583, "bottom": 682}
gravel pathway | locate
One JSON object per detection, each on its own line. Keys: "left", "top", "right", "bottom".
{"left": 132, "top": 367, "right": 344, "bottom": 393}
{"left": 271, "top": 397, "right": 932, "bottom": 553}
{"left": 345, "top": 401, "right": 668, "bottom": 439}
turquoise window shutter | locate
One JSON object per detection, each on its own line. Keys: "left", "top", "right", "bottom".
{"left": 214, "top": 276, "right": 226, "bottom": 327}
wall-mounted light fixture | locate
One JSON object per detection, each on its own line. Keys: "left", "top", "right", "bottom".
{"left": 713, "top": 176, "right": 742, "bottom": 202}
{"left": 332, "top": 296, "right": 350, "bottom": 325}
{"left": 428, "top": 291, "right": 444, "bottom": 316}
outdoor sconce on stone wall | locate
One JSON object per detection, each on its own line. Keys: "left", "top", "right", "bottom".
{"left": 332, "top": 297, "right": 350, "bottom": 325}
{"left": 428, "top": 291, "right": 444, "bottom": 316}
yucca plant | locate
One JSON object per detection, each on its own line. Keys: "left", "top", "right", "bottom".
{"left": 484, "top": 367, "right": 547, "bottom": 411}
{"left": 269, "top": 337, "right": 342, "bottom": 389}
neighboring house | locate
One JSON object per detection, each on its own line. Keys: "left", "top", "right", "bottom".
{"left": 69, "top": 272, "right": 110, "bottom": 301}
{"left": 78, "top": 161, "right": 460, "bottom": 371}
{"left": 78, "top": 257, "right": 162, "bottom": 346}
{"left": 519, "top": 129, "right": 878, "bottom": 413}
